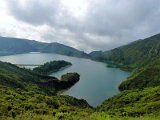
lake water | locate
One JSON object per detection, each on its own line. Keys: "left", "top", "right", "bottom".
{"left": 0, "top": 53, "right": 130, "bottom": 107}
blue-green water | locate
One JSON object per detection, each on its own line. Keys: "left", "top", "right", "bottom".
{"left": 0, "top": 53, "right": 130, "bottom": 107}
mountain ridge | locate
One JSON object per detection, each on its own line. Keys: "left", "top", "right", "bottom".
{"left": 0, "top": 36, "right": 90, "bottom": 58}
{"left": 90, "top": 33, "right": 160, "bottom": 69}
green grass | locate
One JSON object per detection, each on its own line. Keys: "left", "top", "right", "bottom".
{"left": 97, "top": 86, "right": 160, "bottom": 117}
{"left": 1, "top": 111, "right": 160, "bottom": 120}
{"left": 0, "top": 85, "right": 93, "bottom": 120}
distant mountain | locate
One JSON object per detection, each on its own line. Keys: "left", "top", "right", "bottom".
{"left": 0, "top": 37, "right": 38, "bottom": 55}
{"left": 89, "top": 51, "right": 104, "bottom": 60}
{"left": 0, "top": 36, "right": 90, "bottom": 58}
{"left": 40, "top": 42, "right": 89, "bottom": 58}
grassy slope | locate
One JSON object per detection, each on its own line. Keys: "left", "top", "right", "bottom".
{"left": 1, "top": 83, "right": 159, "bottom": 120}
{"left": 119, "top": 58, "right": 160, "bottom": 91}
{"left": 0, "top": 85, "right": 93, "bottom": 120}
{"left": 98, "top": 86, "right": 160, "bottom": 116}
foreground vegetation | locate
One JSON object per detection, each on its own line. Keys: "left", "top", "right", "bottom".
{"left": 2, "top": 113, "right": 160, "bottom": 120}
{"left": 0, "top": 83, "right": 159, "bottom": 120}
{"left": 0, "top": 85, "right": 93, "bottom": 120}
{"left": 98, "top": 86, "right": 160, "bottom": 116}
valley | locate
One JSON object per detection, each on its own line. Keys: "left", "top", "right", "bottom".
{"left": 0, "top": 33, "right": 160, "bottom": 119}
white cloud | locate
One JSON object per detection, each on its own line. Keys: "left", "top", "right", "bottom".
{"left": 1, "top": 0, "right": 160, "bottom": 52}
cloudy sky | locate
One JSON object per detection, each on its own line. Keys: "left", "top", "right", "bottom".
{"left": 0, "top": 0, "right": 160, "bottom": 52}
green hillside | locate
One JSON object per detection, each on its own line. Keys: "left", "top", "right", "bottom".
{"left": 0, "top": 61, "right": 79, "bottom": 94}
{"left": 0, "top": 85, "right": 93, "bottom": 120}
{"left": 90, "top": 34, "right": 160, "bottom": 69}
{"left": 91, "top": 33, "right": 160, "bottom": 118}
{"left": 98, "top": 86, "right": 160, "bottom": 116}
{"left": 119, "top": 58, "right": 160, "bottom": 91}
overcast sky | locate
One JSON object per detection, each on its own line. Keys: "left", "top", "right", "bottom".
{"left": 0, "top": 0, "right": 160, "bottom": 52}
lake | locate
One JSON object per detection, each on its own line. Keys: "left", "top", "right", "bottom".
{"left": 0, "top": 53, "right": 130, "bottom": 107}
